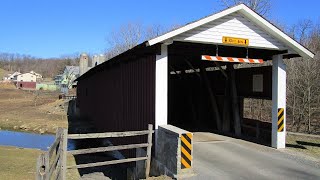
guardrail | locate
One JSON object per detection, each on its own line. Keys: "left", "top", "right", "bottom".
{"left": 36, "top": 124, "right": 153, "bottom": 180}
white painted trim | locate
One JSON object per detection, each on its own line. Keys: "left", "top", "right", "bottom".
{"left": 155, "top": 44, "right": 168, "bottom": 129}
{"left": 146, "top": 4, "right": 314, "bottom": 59}
{"left": 272, "top": 55, "right": 286, "bottom": 149}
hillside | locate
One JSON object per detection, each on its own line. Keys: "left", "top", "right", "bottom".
{"left": 0, "top": 88, "right": 68, "bottom": 134}
{"left": 0, "top": 68, "right": 8, "bottom": 80}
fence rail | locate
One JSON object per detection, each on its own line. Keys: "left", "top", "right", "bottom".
{"left": 58, "top": 95, "right": 76, "bottom": 100}
{"left": 36, "top": 128, "right": 67, "bottom": 180}
{"left": 36, "top": 124, "right": 153, "bottom": 180}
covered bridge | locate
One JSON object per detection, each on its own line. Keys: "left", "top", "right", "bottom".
{"left": 76, "top": 4, "right": 314, "bottom": 149}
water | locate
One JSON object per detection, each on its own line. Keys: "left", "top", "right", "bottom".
{"left": 0, "top": 130, "right": 75, "bottom": 150}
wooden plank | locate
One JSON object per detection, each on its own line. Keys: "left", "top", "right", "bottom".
{"left": 69, "top": 143, "right": 149, "bottom": 155}
{"left": 67, "top": 157, "right": 148, "bottom": 169}
{"left": 54, "top": 162, "right": 61, "bottom": 180}
{"left": 48, "top": 128, "right": 62, "bottom": 158}
{"left": 36, "top": 153, "right": 47, "bottom": 180}
{"left": 67, "top": 130, "right": 154, "bottom": 139}
{"left": 48, "top": 151, "right": 61, "bottom": 177}
{"left": 44, "top": 153, "right": 50, "bottom": 180}
{"left": 145, "top": 124, "right": 153, "bottom": 178}
{"left": 48, "top": 139, "right": 60, "bottom": 159}
{"left": 60, "top": 129, "right": 68, "bottom": 180}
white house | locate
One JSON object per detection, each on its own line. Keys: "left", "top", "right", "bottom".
{"left": 3, "top": 72, "right": 21, "bottom": 81}
{"left": 30, "top": 71, "right": 43, "bottom": 81}
{"left": 14, "top": 72, "right": 37, "bottom": 82}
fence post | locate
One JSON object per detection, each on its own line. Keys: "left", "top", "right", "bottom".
{"left": 145, "top": 124, "right": 153, "bottom": 178}
{"left": 36, "top": 153, "right": 48, "bottom": 180}
{"left": 60, "top": 128, "right": 68, "bottom": 180}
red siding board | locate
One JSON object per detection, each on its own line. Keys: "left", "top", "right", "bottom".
{"left": 77, "top": 55, "right": 156, "bottom": 134}
{"left": 16, "top": 82, "right": 36, "bottom": 89}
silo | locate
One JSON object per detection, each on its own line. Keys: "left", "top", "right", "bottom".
{"left": 99, "top": 54, "right": 107, "bottom": 63}
{"left": 79, "top": 53, "right": 89, "bottom": 76}
{"left": 92, "top": 55, "right": 99, "bottom": 67}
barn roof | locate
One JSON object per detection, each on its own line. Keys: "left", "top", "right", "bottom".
{"left": 147, "top": 4, "right": 314, "bottom": 59}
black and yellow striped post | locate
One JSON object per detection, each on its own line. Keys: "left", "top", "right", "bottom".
{"left": 181, "top": 133, "right": 192, "bottom": 169}
{"left": 277, "top": 108, "right": 285, "bottom": 132}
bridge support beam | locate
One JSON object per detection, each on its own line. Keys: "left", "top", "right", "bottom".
{"left": 271, "top": 55, "right": 286, "bottom": 149}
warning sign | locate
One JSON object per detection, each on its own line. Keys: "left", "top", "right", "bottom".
{"left": 222, "top": 36, "right": 249, "bottom": 46}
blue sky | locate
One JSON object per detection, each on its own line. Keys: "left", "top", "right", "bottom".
{"left": 0, "top": 0, "right": 319, "bottom": 58}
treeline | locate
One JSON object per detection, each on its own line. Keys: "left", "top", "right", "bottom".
{"left": 0, "top": 53, "right": 79, "bottom": 78}
{"left": 285, "top": 20, "right": 320, "bottom": 133}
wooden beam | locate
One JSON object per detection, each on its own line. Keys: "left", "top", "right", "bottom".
{"left": 48, "top": 128, "right": 62, "bottom": 158}
{"left": 48, "top": 152, "right": 60, "bottom": 178}
{"left": 69, "top": 143, "right": 149, "bottom": 155}
{"left": 228, "top": 64, "right": 241, "bottom": 136}
{"left": 200, "top": 64, "right": 222, "bottom": 131}
{"left": 67, "top": 130, "right": 154, "bottom": 139}
{"left": 145, "top": 124, "right": 153, "bottom": 178}
{"left": 222, "top": 74, "right": 231, "bottom": 133}
{"left": 60, "top": 129, "right": 68, "bottom": 180}
{"left": 67, "top": 157, "right": 148, "bottom": 169}
{"left": 184, "top": 59, "right": 201, "bottom": 78}
{"left": 36, "top": 153, "right": 48, "bottom": 180}
{"left": 213, "top": 61, "right": 228, "bottom": 78}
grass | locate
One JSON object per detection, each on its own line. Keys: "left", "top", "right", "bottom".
{"left": 0, "top": 146, "right": 42, "bottom": 180}
{"left": 0, "top": 88, "right": 68, "bottom": 134}
{"left": 0, "top": 146, "right": 80, "bottom": 180}
{"left": 286, "top": 134, "right": 320, "bottom": 158}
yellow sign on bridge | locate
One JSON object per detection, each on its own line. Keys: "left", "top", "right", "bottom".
{"left": 222, "top": 36, "right": 249, "bottom": 46}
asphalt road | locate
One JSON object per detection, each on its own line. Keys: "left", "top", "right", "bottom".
{"left": 186, "top": 133, "right": 320, "bottom": 180}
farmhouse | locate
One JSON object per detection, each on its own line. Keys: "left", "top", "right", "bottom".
{"left": 60, "top": 66, "right": 80, "bottom": 93}
{"left": 15, "top": 72, "right": 37, "bottom": 82}
{"left": 13, "top": 72, "right": 38, "bottom": 89}
{"left": 3, "top": 71, "right": 21, "bottom": 81}
{"left": 76, "top": 4, "right": 314, "bottom": 149}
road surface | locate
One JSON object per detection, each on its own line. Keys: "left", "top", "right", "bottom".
{"left": 186, "top": 133, "right": 320, "bottom": 180}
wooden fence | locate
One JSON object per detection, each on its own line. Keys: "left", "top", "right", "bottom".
{"left": 36, "top": 128, "right": 68, "bottom": 180}
{"left": 36, "top": 124, "right": 153, "bottom": 180}
{"left": 58, "top": 95, "right": 76, "bottom": 100}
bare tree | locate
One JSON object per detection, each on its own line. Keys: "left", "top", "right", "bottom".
{"left": 106, "top": 22, "right": 143, "bottom": 59}
{"left": 105, "top": 23, "right": 181, "bottom": 60}
{"left": 286, "top": 20, "right": 320, "bottom": 133}
{"left": 0, "top": 52, "right": 79, "bottom": 78}
{"left": 220, "top": 0, "right": 271, "bottom": 16}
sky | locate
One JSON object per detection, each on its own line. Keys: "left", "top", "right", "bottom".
{"left": 0, "top": 0, "right": 319, "bottom": 58}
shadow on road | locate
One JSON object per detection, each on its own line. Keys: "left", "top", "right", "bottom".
{"left": 286, "top": 143, "right": 307, "bottom": 149}
{"left": 297, "top": 141, "right": 320, "bottom": 147}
